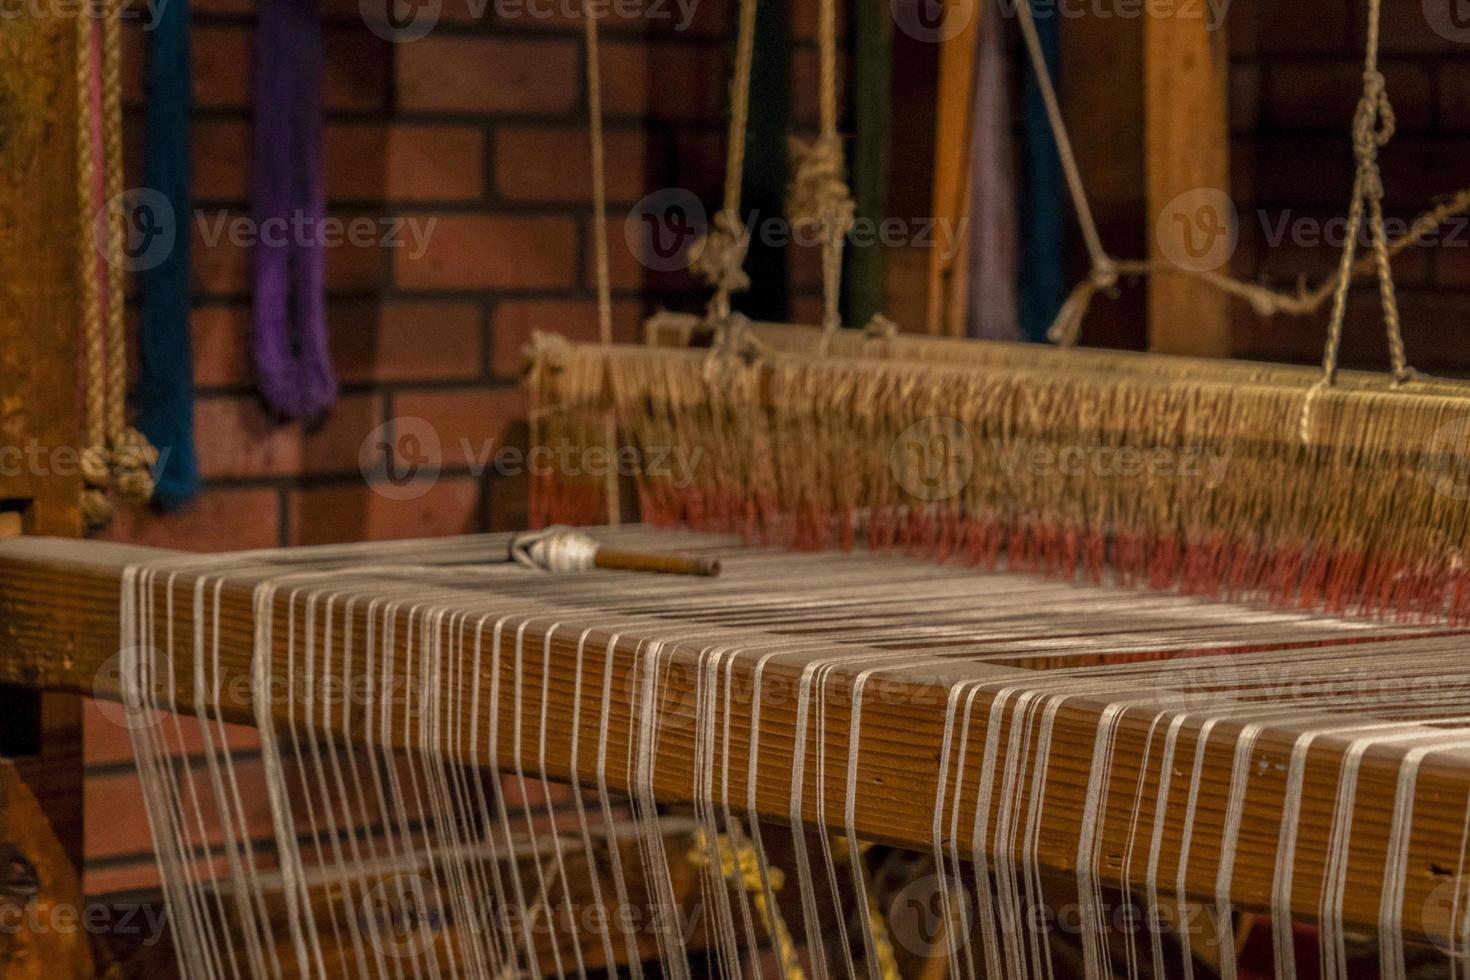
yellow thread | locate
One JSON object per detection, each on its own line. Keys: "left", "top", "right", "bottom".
{"left": 688, "top": 830, "right": 805, "bottom": 980}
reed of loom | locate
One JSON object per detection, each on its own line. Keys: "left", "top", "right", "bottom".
{"left": 525, "top": 336, "right": 1470, "bottom": 624}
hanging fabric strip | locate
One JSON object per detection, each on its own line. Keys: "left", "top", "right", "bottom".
{"left": 1017, "top": 4, "right": 1063, "bottom": 343}
{"left": 846, "top": 0, "right": 891, "bottom": 329}
{"left": 251, "top": 0, "right": 336, "bottom": 421}
{"left": 965, "top": 0, "right": 1019, "bottom": 341}
{"left": 138, "top": 0, "right": 200, "bottom": 507}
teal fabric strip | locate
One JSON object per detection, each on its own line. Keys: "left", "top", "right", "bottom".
{"left": 137, "top": 0, "right": 201, "bottom": 507}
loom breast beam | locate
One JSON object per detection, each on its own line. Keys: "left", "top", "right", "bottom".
{"left": 4, "top": 532, "right": 1470, "bottom": 947}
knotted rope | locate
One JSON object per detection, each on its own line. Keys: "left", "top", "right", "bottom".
{"left": 1319, "top": 4, "right": 1412, "bottom": 388}
{"left": 693, "top": 0, "right": 759, "bottom": 334}
{"left": 690, "top": 209, "right": 751, "bottom": 324}
{"left": 1303, "top": 0, "right": 1417, "bottom": 441}
{"left": 1016, "top": 0, "right": 1437, "bottom": 382}
{"left": 788, "top": 135, "right": 856, "bottom": 348}
{"left": 78, "top": 0, "right": 159, "bottom": 529}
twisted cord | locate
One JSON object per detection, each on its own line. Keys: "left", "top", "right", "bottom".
{"left": 691, "top": 210, "right": 752, "bottom": 326}
{"left": 581, "top": 0, "right": 622, "bottom": 525}
{"left": 1013, "top": 0, "right": 1110, "bottom": 277}
{"left": 583, "top": 0, "right": 611, "bottom": 346}
{"left": 788, "top": 136, "right": 855, "bottom": 345}
{"left": 77, "top": 0, "right": 112, "bottom": 527}
{"left": 699, "top": 0, "right": 760, "bottom": 330}
{"left": 1318, "top": 0, "right": 1414, "bottom": 397}
{"left": 102, "top": 0, "right": 158, "bottom": 505}
{"left": 102, "top": 0, "right": 126, "bottom": 437}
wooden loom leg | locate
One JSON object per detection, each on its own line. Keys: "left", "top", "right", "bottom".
{"left": 0, "top": 0, "right": 89, "bottom": 933}
{"left": 1144, "top": 9, "right": 1232, "bottom": 357}
{"left": 0, "top": 762, "right": 96, "bottom": 978}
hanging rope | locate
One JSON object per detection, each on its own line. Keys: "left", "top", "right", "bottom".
{"left": 583, "top": 0, "right": 622, "bottom": 526}
{"left": 691, "top": 0, "right": 759, "bottom": 329}
{"left": 1317, "top": 0, "right": 1413, "bottom": 388}
{"left": 76, "top": 0, "right": 159, "bottom": 529}
{"left": 1011, "top": 0, "right": 1438, "bottom": 378}
{"left": 102, "top": 0, "right": 159, "bottom": 506}
{"left": 1012, "top": 0, "right": 1110, "bottom": 286}
{"left": 788, "top": 0, "right": 854, "bottom": 349}
{"left": 76, "top": 0, "right": 111, "bottom": 529}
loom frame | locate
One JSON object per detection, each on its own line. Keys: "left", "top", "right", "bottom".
{"left": 2, "top": 534, "right": 1468, "bottom": 950}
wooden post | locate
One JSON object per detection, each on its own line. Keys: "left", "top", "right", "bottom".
{"left": 1144, "top": 10, "right": 1231, "bottom": 357}
{"left": 0, "top": 0, "right": 89, "bottom": 941}
{"left": 923, "top": 0, "right": 978, "bottom": 336}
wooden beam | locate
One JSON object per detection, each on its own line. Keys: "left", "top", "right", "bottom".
{"left": 0, "top": 5, "right": 88, "bottom": 879}
{"left": 924, "top": 0, "right": 978, "bottom": 337}
{"left": 1144, "top": 10, "right": 1232, "bottom": 357}
{"left": 2, "top": 536, "right": 1470, "bottom": 948}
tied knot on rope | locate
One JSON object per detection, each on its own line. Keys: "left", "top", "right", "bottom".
{"left": 509, "top": 526, "right": 601, "bottom": 573}
{"left": 690, "top": 209, "right": 752, "bottom": 312}
{"left": 863, "top": 313, "right": 899, "bottom": 342}
{"left": 1047, "top": 259, "right": 1121, "bottom": 348}
{"left": 703, "top": 313, "right": 769, "bottom": 382}
{"left": 524, "top": 331, "right": 575, "bottom": 372}
{"left": 109, "top": 427, "right": 159, "bottom": 504}
{"left": 80, "top": 445, "right": 112, "bottom": 490}
{"left": 1353, "top": 70, "right": 1395, "bottom": 203}
{"left": 787, "top": 136, "right": 856, "bottom": 246}
{"left": 80, "top": 445, "right": 114, "bottom": 530}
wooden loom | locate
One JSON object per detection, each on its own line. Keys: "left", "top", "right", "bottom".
{"left": 7, "top": 2, "right": 1470, "bottom": 980}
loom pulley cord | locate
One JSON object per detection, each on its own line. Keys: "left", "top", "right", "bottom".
{"left": 1030, "top": 0, "right": 1428, "bottom": 403}
{"left": 689, "top": 0, "right": 759, "bottom": 336}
